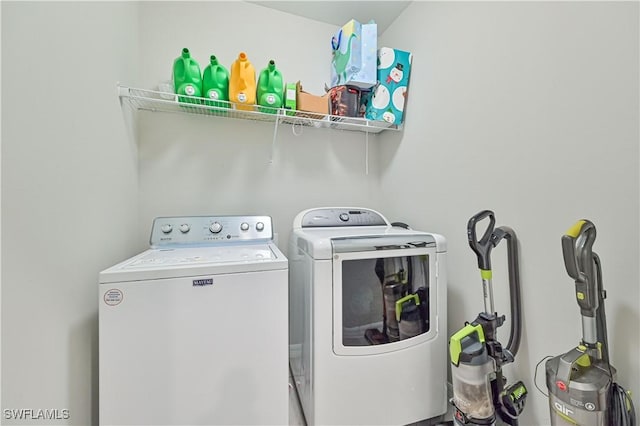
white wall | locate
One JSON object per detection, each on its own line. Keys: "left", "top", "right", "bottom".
{"left": 379, "top": 2, "right": 639, "bottom": 424}
{"left": 1, "top": 2, "right": 140, "bottom": 425}
{"left": 135, "top": 1, "right": 385, "bottom": 249}
{"left": 1, "top": 2, "right": 384, "bottom": 425}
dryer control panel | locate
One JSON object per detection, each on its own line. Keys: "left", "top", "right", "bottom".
{"left": 150, "top": 216, "right": 273, "bottom": 247}
{"left": 299, "top": 208, "right": 389, "bottom": 228}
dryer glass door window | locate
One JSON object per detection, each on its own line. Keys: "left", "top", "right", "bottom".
{"left": 331, "top": 244, "right": 439, "bottom": 356}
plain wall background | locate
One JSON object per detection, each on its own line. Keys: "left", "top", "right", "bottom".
{"left": 1, "top": 2, "right": 140, "bottom": 425}
{"left": 135, "top": 1, "right": 385, "bottom": 252}
{"left": 1, "top": 2, "right": 638, "bottom": 425}
{"left": 378, "top": 2, "right": 639, "bottom": 424}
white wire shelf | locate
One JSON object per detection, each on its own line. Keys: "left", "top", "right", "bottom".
{"left": 117, "top": 85, "right": 400, "bottom": 134}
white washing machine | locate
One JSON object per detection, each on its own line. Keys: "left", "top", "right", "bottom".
{"left": 99, "top": 215, "right": 288, "bottom": 426}
{"left": 289, "top": 207, "right": 448, "bottom": 425}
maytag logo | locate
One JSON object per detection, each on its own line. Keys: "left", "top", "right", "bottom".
{"left": 193, "top": 278, "right": 213, "bottom": 287}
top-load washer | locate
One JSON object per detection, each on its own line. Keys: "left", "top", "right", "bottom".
{"left": 289, "top": 207, "right": 448, "bottom": 425}
{"left": 99, "top": 215, "right": 288, "bottom": 425}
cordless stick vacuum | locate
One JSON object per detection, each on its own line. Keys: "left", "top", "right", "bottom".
{"left": 545, "top": 220, "right": 636, "bottom": 425}
{"left": 450, "top": 210, "right": 527, "bottom": 425}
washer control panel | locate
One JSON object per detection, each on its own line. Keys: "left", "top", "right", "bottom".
{"left": 150, "top": 216, "right": 273, "bottom": 247}
{"left": 300, "top": 208, "right": 388, "bottom": 228}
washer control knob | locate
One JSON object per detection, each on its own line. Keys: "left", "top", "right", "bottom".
{"left": 179, "top": 223, "right": 191, "bottom": 233}
{"left": 339, "top": 213, "right": 349, "bottom": 222}
{"left": 240, "top": 222, "right": 250, "bottom": 231}
{"left": 209, "top": 222, "right": 223, "bottom": 234}
{"left": 161, "top": 224, "right": 173, "bottom": 234}
{"left": 256, "top": 222, "right": 265, "bottom": 231}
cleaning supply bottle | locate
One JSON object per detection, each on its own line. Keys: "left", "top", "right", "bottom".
{"left": 229, "top": 52, "right": 256, "bottom": 111}
{"left": 257, "top": 60, "right": 284, "bottom": 114}
{"left": 202, "top": 55, "right": 230, "bottom": 109}
{"left": 173, "top": 48, "right": 202, "bottom": 104}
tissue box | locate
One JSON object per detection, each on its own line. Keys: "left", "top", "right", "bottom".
{"left": 330, "top": 20, "right": 377, "bottom": 89}
{"left": 365, "top": 47, "right": 413, "bottom": 125}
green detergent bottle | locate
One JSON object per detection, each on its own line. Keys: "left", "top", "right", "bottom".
{"left": 173, "top": 48, "right": 202, "bottom": 104}
{"left": 257, "top": 60, "right": 284, "bottom": 114}
{"left": 202, "top": 55, "right": 230, "bottom": 109}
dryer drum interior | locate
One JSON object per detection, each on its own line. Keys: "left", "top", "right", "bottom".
{"left": 340, "top": 253, "right": 431, "bottom": 346}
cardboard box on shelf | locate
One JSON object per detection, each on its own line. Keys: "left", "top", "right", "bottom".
{"left": 296, "top": 81, "right": 328, "bottom": 120}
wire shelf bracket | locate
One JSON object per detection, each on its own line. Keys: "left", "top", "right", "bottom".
{"left": 117, "top": 84, "right": 401, "bottom": 164}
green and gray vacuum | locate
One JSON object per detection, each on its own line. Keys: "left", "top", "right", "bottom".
{"left": 545, "top": 220, "right": 636, "bottom": 425}
{"left": 450, "top": 210, "right": 527, "bottom": 425}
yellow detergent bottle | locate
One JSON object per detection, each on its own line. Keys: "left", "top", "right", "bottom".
{"left": 229, "top": 52, "right": 256, "bottom": 111}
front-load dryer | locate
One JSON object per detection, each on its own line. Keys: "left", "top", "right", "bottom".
{"left": 289, "top": 207, "right": 448, "bottom": 425}
{"left": 99, "top": 215, "right": 288, "bottom": 425}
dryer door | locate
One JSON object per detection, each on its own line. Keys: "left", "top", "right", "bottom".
{"left": 331, "top": 236, "right": 440, "bottom": 356}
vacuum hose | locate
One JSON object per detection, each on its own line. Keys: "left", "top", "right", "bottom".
{"left": 467, "top": 212, "right": 523, "bottom": 356}
{"left": 499, "top": 226, "right": 522, "bottom": 358}
{"left": 594, "top": 253, "right": 637, "bottom": 426}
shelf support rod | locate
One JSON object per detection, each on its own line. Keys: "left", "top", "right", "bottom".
{"left": 365, "top": 131, "right": 369, "bottom": 175}
{"left": 270, "top": 111, "right": 280, "bottom": 164}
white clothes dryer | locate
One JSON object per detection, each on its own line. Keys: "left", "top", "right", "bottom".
{"left": 99, "top": 215, "right": 288, "bottom": 426}
{"left": 289, "top": 207, "right": 448, "bottom": 425}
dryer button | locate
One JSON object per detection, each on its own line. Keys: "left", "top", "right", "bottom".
{"left": 161, "top": 224, "right": 173, "bottom": 234}
{"left": 339, "top": 213, "right": 349, "bottom": 222}
{"left": 256, "top": 222, "right": 265, "bottom": 231}
{"left": 240, "top": 222, "right": 250, "bottom": 231}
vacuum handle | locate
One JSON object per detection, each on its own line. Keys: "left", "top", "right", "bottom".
{"left": 468, "top": 210, "right": 496, "bottom": 271}
{"left": 562, "top": 220, "right": 598, "bottom": 318}
{"left": 556, "top": 346, "right": 592, "bottom": 388}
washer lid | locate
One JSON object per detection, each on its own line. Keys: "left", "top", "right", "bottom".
{"left": 99, "top": 243, "right": 287, "bottom": 283}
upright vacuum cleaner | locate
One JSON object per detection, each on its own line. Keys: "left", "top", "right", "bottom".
{"left": 545, "top": 219, "right": 636, "bottom": 425}
{"left": 450, "top": 210, "right": 528, "bottom": 425}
